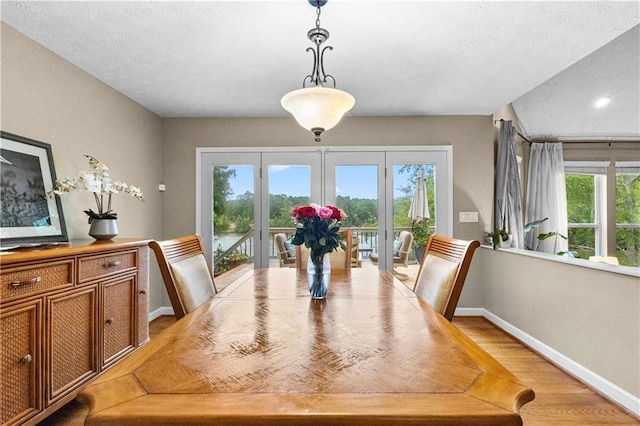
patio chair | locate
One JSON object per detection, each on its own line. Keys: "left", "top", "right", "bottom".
{"left": 413, "top": 234, "right": 480, "bottom": 321}
{"left": 369, "top": 230, "right": 413, "bottom": 279}
{"left": 275, "top": 233, "right": 296, "bottom": 267}
{"left": 149, "top": 234, "right": 217, "bottom": 320}
{"left": 351, "top": 234, "right": 362, "bottom": 268}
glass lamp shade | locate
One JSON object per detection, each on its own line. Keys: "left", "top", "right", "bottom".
{"left": 281, "top": 86, "right": 355, "bottom": 133}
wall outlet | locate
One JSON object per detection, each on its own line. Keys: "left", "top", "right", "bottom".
{"left": 158, "top": 184, "right": 166, "bottom": 192}
{"left": 459, "top": 212, "right": 479, "bottom": 223}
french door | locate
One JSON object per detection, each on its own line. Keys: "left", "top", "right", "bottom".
{"left": 197, "top": 147, "right": 452, "bottom": 271}
{"left": 325, "top": 148, "right": 451, "bottom": 270}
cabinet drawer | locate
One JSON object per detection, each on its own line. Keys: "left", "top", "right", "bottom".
{"left": 78, "top": 250, "right": 137, "bottom": 283}
{"left": 1, "top": 260, "right": 73, "bottom": 302}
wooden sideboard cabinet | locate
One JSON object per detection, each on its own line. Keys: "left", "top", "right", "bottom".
{"left": 0, "top": 239, "right": 150, "bottom": 426}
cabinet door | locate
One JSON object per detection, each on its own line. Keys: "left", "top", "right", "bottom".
{"left": 46, "top": 285, "right": 99, "bottom": 406}
{"left": 102, "top": 274, "right": 136, "bottom": 368}
{"left": 1, "top": 300, "right": 42, "bottom": 425}
{"left": 137, "top": 247, "right": 150, "bottom": 345}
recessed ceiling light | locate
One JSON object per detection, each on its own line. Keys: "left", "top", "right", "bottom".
{"left": 594, "top": 97, "right": 610, "bottom": 108}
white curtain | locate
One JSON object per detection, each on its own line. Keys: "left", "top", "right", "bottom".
{"left": 525, "top": 143, "right": 568, "bottom": 254}
{"left": 494, "top": 120, "right": 524, "bottom": 248}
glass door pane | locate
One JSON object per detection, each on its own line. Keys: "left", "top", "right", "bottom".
{"left": 212, "top": 165, "right": 255, "bottom": 275}
{"left": 262, "top": 152, "right": 321, "bottom": 268}
{"left": 386, "top": 150, "right": 451, "bottom": 274}
{"left": 392, "top": 164, "right": 436, "bottom": 265}
{"left": 199, "top": 152, "right": 261, "bottom": 273}
{"left": 325, "top": 151, "right": 385, "bottom": 269}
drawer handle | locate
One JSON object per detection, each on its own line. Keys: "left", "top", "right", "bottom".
{"left": 106, "top": 317, "right": 114, "bottom": 324}
{"left": 139, "top": 289, "right": 147, "bottom": 295}
{"left": 103, "top": 260, "right": 122, "bottom": 268}
{"left": 20, "top": 354, "right": 33, "bottom": 364}
{"left": 10, "top": 276, "right": 42, "bottom": 288}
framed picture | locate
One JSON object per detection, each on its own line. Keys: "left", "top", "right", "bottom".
{"left": 1, "top": 131, "right": 68, "bottom": 248}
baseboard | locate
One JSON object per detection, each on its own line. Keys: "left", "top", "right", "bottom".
{"left": 454, "top": 307, "right": 485, "bottom": 316}
{"left": 149, "top": 306, "right": 174, "bottom": 321}
{"left": 481, "top": 309, "right": 640, "bottom": 418}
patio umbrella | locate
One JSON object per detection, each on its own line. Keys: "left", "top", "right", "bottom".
{"left": 408, "top": 169, "right": 430, "bottom": 223}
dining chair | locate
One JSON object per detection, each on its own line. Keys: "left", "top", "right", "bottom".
{"left": 296, "top": 229, "right": 352, "bottom": 269}
{"left": 149, "top": 234, "right": 217, "bottom": 320}
{"left": 413, "top": 234, "right": 480, "bottom": 321}
{"left": 274, "top": 233, "right": 296, "bottom": 267}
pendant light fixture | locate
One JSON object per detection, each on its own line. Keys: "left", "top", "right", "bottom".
{"left": 281, "top": 0, "right": 355, "bottom": 143}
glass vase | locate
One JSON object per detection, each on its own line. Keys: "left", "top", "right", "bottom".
{"left": 307, "top": 253, "right": 331, "bottom": 299}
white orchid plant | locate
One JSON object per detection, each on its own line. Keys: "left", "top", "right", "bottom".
{"left": 48, "top": 155, "right": 143, "bottom": 222}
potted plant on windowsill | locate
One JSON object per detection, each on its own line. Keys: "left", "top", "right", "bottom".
{"left": 486, "top": 217, "right": 549, "bottom": 250}
{"left": 486, "top": 228, "right": 510, "bottom": 249}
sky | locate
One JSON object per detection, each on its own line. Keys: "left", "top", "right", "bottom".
{"left": 222, "top": 165, "right": 420, "bottom": 200}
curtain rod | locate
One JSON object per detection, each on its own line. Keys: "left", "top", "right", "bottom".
{"left": 493, "top": 119, "right": 532, "bottom": 144}
{"left": 493, "top": 119, "right": 639, "bottom": 145}
{"left": 528, "top": 139, "right": 639, "bottom": 145}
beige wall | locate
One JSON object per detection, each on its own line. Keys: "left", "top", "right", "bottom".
{"left": 478, "top": 247, "right": 640, "bottom": 400}
{"left": 1, "top": 22, "right": 165, "bottom": 310}
{"left": 162, "top": 115, "right": 495, "bottom": 307}
{"left": 161, "top": 115, "right": 495, "bottom": 240}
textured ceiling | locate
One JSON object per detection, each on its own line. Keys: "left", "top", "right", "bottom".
{"left": 512, "top": 24, "right": 639, "bottom": 141}
{"left": 1, "top": 1, "right": 639, "bottom": 141}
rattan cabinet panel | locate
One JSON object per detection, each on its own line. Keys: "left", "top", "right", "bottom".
{"left": 136, "top": 247, "right": 150, "bottom": 345}
{"left": 102, "top": 275, "right": 135, "bottom": 368}
{"left": 0, "top": 239, "right": 150, "bottom": 426}
{"left": 46, "top": 285, "right": 98, "bottom": 406}
{"left": 0, "top": 300, "right": 42, "bottom": 426}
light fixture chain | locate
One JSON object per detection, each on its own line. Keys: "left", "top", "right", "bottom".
{"left": 316, "top": 4, "right": 321, "bottom": 28}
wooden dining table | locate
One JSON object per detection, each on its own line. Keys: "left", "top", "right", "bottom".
{"left": 78, "top": 267, "right": 534, "bottom": 425}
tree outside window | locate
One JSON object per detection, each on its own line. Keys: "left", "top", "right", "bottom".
{"left": 616, "top": 171, "right": 640, "bottom": 266}
{"left": 566, "top": 174, "right": 597, "bottom": 259}
{"left": 565, "top": 161, "right": 640, "bottom": 267}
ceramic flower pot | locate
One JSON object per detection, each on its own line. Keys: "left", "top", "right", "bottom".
{"left": 88, "top": 219, "right": 118, "bottom": 240}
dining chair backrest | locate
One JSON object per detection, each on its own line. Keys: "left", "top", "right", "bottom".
{"left": 149, "top": 234, "right": 217, "bottom": 320}
{"left": 413, "top": 234, "right": 480, "bottom": 321}
{"left": 275, "top": 233, "right": 296, "bottom": 267}
{"left": 296, "top": 229, "right": 352, "bottom": 270}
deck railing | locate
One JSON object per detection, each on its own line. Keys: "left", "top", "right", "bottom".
{"left": 213, "top": 226, "right": 424, "bottom": 266}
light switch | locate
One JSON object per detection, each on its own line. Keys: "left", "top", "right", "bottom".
{"left": 459, "top": 212, "right": 478, "bottom": 223}
{"left": 158, "top": 184, "right": 166, "bottom": 192}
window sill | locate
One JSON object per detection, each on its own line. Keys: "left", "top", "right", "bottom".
{"left": 480, "top": 245, "right": 640, "bottom": 278}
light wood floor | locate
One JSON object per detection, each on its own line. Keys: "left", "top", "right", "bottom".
{"left": 39, "top": 313, "right": 638, "bottom": 425}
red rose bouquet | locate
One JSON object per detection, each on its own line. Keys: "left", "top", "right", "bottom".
{"left": 290, "top": 204, "right": 346, "bottom": 265}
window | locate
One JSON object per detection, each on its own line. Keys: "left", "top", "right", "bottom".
{"left": 564, "top": 162, "right": 607, "bottom": 259}
{"left": 615, "top": 162, "right": 640, "bottom": 267}
{"left": 564, "top": 161, "right": 640, "bottom": 267}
